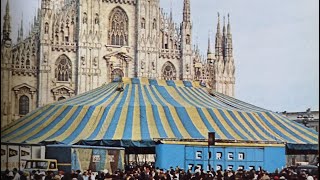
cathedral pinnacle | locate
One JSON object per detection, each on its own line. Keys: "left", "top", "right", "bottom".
{"left": 207, "top": 31, "right": 211, "bottom": 54}
{"left": 183, "top": 0, "right": 191, "bottom": 22}
{"left": 20, "top": 15, "right": 24, "bottom": 40}
{"left": 216, "top": 13, "right": 221, "bottom": 35}
{"left": 2, "top": 0, "right": 11, "bottom": 40}
{"left": 227, "top": 13, "right": 231, "bottom": 35}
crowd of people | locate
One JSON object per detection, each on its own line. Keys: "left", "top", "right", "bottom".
{"left": 1, "top": 165, "right": 318, "bottom": 180}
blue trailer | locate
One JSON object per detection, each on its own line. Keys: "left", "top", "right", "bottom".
{"left": 155, "top": 144, "right": 286, "bottom": 172}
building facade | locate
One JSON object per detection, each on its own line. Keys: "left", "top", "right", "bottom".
{"left": 1, "top": 0, "right": 236, "bottom": 127}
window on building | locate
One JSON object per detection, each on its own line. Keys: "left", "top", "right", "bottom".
{"left": 19, "top": 95, "right": 29, "bottom": 115}
{"left": 153, "top": 19, "right": 157, "bottom": 29}
{"left": 55, "top": 55, "right": 72, "bottom": 82}
{"left": 141, "top": 18, "right": 146, "bottom": 29}
{"left": 109, "top": 7, "right": 129, "bottom": 46}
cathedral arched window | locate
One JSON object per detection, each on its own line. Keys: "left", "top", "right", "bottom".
{"left": 45, "top": 22, "right": 49, "bottom": 34}
{"left": 162, "top": 61, "right": 176, "bottom": 80}
{"left": 109, "top": 7, "right": 129, "bottom": 46}
{"left": 26, "top": 59, "right": 30, "bottom": 66}
{"left": 19, "top": 95, "right": 29, "bottom": 115}
{"left": 186, "top": 34, "right": 191, "bottom": 44}
{"left": 55, "top": 55, "right": 72, "bottom": 82}
{"left": 153, "top": 19, "right": 157, "bottom": 29}
{"left": 141, "top": 18, "right": 146, "bottom": 29}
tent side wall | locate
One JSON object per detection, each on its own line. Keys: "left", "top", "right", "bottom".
{"left": 155, "top": 144, "right": 286, "bottom": 172}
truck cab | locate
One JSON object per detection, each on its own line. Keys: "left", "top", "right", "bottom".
{"left": 24, "top": 159, "right": 58, "bottom": 173}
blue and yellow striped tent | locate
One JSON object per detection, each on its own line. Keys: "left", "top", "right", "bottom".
{"left": 1, "top": 78, "right": 318, "bottom": 150}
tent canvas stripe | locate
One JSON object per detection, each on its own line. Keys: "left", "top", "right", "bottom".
{"left": 265, "top": 112, "right": 317, "bottom": 143}
{"left": 245, "top": 112, "right": 280, "bottom": 141}
{"left": 2, "top": 105, "right": 62, "bottom": 141}
{"left": 110, "top": 85, "right": 132, "bottom": 140}
{"left": 272, "top": 113, "right": 318, "bottom": 139}
{"left": 155, "top": 86, "right": 204, "bottom": 138}
{"left": 149, "top": 85, "right": 186, "bottom": 138}
{"left": 257, "top": 112, "right": 308, "bottom": 143}
{"left": 207, "top": 109, "right": 235, "bottom": 139}
{"left": 1, "top": 105, "right": 54, "bottom": 136}
{"left": 228, "top": 110, "right": 261, "bottom": 141}
{"left": 215, "top": 109, "right": 245, "bottom": 140}
{"left": 121, "top": 85, "right": 136, "bottom": 140}
{"left": 138, "top": 84, "right": 151, "bottom": 140}
{"left": 90, "top": 89, "right": 124, "bottom": 140}
{"left": 143, "top": 85, "right": 170, "bottom": 138}
{"left": 221, "top": 110, "right": 252, "bottom": 140}
{"left": 47, "top": 106, "right": 90, "bottom": 143}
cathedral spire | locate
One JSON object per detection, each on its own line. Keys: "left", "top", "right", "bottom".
{"left": 207, "top": 31, "right": 211, "bottom": 54}
{"left": 19, "top": 15, "right": 24, "bottom": 40}
{"left": 227, "top": 13, "right": 231, "bottom": 35}
{"left": 2, "top": 0, "right": 11, "bottom": 40}
{"left": 222, "top": 16, "right": 226, "bottom": 36}
{"left": 216, "top": 12, "right": 221, "bottom": 36}
{"left": 183, "top": 0, "right": 191, "bottom": 22}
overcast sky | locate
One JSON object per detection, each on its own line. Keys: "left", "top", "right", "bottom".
{"left": 1, "top": 0, "right": 319, "bottom": 112}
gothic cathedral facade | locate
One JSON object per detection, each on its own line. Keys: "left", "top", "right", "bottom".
{"left": 1, "top": 0, "right": 235, "bottom": 127}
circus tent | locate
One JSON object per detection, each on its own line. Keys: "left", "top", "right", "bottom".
{"left": 1, "top": 78, "right": 318, "bottom": 152}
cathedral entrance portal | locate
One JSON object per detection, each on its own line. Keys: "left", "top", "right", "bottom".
{"left": 161, "top": 61, "right": 176, "bottom": 80}
{"left": 111, "top": 68, "right": 124, "bottom": 82}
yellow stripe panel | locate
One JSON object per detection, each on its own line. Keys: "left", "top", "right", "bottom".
{"left": 2, "top": 105, "right": 61, "bottom": 142}
{"left": 49, "top": 106, "right": 90, "bottom": 142}
{"left": 258, "top": 112, "right": 304, "bottom": 143}
{"left": 185, "top": 107, "right": 209, "bottom": 137}
{"left": 28, "top": 106, "right": 79, "bottom": 143}
{"left": 113, "top": 85, "right": 133, "bottom": 139}
{"left": 93, "top": 89, "right": 128, "bottom": 140}
{"left": 192, "top": 81, "right": 201, "bottom": 88}
{"left": 64, "top": 84, "right": 113, "bottom": 106}
{"left": 166, "top": 87, "right": 191, "bottom": 107}
{"left": 175, "top": 80, "right": 184, "bottom": 87}
{"left": 274, "top": 113, "right": 318, "bottom": 139}
{"left": 122, "top": 77, "right": 131, "bottom": 84}
{"left": 242, "top": 112, "right": 277, "bottom": 141}
{"left": 15, "top": 105, "right": 70, "bottom": 142}
{"left": 2, "top": 105, "right": 52, "bottom": 135}
{"left": 270, "top": 113, "right": 316, "bottom": 143}
{"left": 62, "top": 84, "right": 111, "bottom": 105}
{"left": 222, "top": 110, "right": 253, "bottom": 140}
{"left": 167, "top": 86, "right": 208, "bottom": 137}
{"left": 201, "top": 108, "right": 227, "bottom": 139}
{"left": 157, "top": 79, "right": 167, "bottom": 86}
{"left": 152, "top": 86, "right": 191, "bottom": 138}
{"left": 141, "top": 77, "right": 149, "bottom": 85}
{"left": 132, "top": 85, "right": 141, "bottom": 141}
{"left": 145, "top": 86, "right": 175, "bottom": 138}
{"left": 81, "top": 84, "right": 117, "bottom": 106}
{"left": 232, "top": 111, "right": 261, "bottom": 140}
{"left": 70, "top": 107, "right": 105, "bottom": 144}
{"left": 183, "top": 87, "right": 214, "bottom": 107}
{"left": 141, "top": 85, "right": 160, "bottom": 139}
{"left": 175, "top": 87, "right": 206, "bottom": 108}
{"left": 213, "top": 109, "right": 242, "bottom": 140}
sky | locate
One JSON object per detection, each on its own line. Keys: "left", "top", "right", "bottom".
{"left": 1, "top": 0, "right": 319, "bottom": 112}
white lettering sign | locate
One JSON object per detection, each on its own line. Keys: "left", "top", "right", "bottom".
{"left": 238, "top": 153, "right": 244, "bottom": 160}
{"left": 216, "top": 152, "right": 222, "bottom": 160}
{"left": 228, "top": 165, "right": 233, "bottom": 170}
{"left": 216, "top": 165, "right": 222, "bottom": 170}
{"left": 228, "top": 152, "right": 233, "bottom": 160}
{"left": 196, "top": 151, "right": 202, "bottom": 159}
